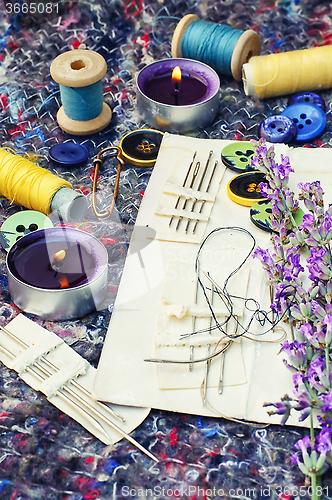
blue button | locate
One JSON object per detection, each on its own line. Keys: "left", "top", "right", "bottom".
{"left": 258, "top": 115, "right": 297, "bottom": 143}
{"left": 288, "top": 92, "right": 326, "bottom": 111}
{"left": 49, "top": 142, "right": 89, "bottom": 166}
{"left": 281, "top": 103, "right": 327, "bottom": 142}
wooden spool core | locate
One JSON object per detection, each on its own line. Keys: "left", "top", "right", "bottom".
{"left": 50, "top": 49, "right": 112, "bottom": 135}
{"left": 171, "top": 14, "right": 261, "bottom": 82}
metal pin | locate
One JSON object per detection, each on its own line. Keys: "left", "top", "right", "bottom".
{"left": 192, "top": 160, "right": 218, "bottom": 234}
{"left": 184, "top": 151, "right": 214, "bottom": 233}
{"left": 0, "top": 325, "right": 125, "bottom": 422}
{"left": 175, "top": 161, "right": 201, "bottom": 231}
{"left": 0, "top": 342, "right": 110, "bottom": 442}
{"left": 0, "top": 327, "right": 158, "bottom": 462}
{"left": 169, "top": 151, "right": 197, "bottom": 227}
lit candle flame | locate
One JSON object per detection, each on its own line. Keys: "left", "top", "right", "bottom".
{"left": 52, "top": 249, "right": 66, "bottom": 262}
{"left": 172, "top": 66, "right": 182, "bottom": 84}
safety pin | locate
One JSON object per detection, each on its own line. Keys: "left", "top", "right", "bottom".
{"left": 92, "top": 146, "right": 124, "bottom": 219}
{"left": 175, "top": 161, "right": 201, "bottom": 231}
{"left": 169, "top": 151, "right": 197, "bottom": 227}
{"left": 184, "top": 151, "right": 213, "bottom": 233}
{"left": 0, "top": 327, "right": 158, "bottom": 462}
{"left": 192, "top": 160, "right": 219, "bottom": 234}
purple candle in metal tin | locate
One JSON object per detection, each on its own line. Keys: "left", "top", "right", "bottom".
{"left": 9, "top": 238, "right": 95, "bottom": 289}
{"left": 144, "top": 65, "right": 208, "bottom": 106}
{"left": 6, "top": 227, "right": 108, "bottom": 320}
{"left": 136, "top": 58, "right": 220, "bottom": 133}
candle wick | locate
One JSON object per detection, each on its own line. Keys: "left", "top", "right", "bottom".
{"left": 51, "top": 249, "right": 66, "bottom": 272}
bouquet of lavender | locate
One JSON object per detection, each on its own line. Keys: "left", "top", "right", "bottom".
{"left": 251, "top": 139, "right": 332, "bottom": 495}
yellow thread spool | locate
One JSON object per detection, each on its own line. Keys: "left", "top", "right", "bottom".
{"left": 0, "top": 148, "right": 87, "bottom": 220}
{"left": 242, "top": 44, "right": 332, "bottom": 99}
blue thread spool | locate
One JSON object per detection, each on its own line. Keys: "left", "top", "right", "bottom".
{"left": 171, "top": 14, "right": 260, "bottom": 82}
{"left": 50, "top": 49, "right": 112, "bottom": 135}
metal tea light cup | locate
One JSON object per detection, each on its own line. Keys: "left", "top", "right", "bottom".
{"left": 6, "top": 228, "right": 108, "bottom": 321}
{"left": 136, "top": 58, "right": 220, "bottom": 133}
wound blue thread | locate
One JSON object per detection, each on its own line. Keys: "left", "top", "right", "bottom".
{"left": 59, "top": 80, "right": 103, "bottom": 121}
{"left": 181, "top": 20, "right": 243, "bottom": 76}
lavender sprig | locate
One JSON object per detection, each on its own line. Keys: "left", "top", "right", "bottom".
{"left": 251, "top": 138, "right": 332, "bottom": 495}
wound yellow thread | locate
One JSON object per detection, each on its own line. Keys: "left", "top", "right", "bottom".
{"left": 0, "top": 148, "right": 72, "bottom": 214}
{"left": 242, "top": 44, "right": 332, "bottom": 99}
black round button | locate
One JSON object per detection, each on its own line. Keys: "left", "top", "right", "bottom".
{"left": 119, "top": 129, "right": 164, "bottom": 167}
{"left": 258, "top": 115, "right": 297, "bottom": 143}
{"left": 227, "top": 171, "right": 267, "bottom": 207}
{"left": 49, "top": 142, "right": 89, "bottom": 166}
{"left": 221, "top": 142, "right": 258, "bottom": 173}
{"left": 288, "top": 92, "right": 326, "bottom": 111}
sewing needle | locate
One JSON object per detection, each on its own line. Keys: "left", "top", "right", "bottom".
{"left": 169, "top": 151, "right": 197, "bottom": 227}
{"left": 175, "top": 160, "right": 201, "bottom": 231}
{"left": 203, "top": 278, "right": 214, "bottom": 405}
{"left": 184, "top": 150, "right": 213, "bottom": 233}
{"left": 192, "top": 160, "right": 218, "bottom": 234}
{"left": 189, "top": 260, "right": 200, "bottom": 371}
{"left": 219, "top": 340, "right": 232, "bottom": 394}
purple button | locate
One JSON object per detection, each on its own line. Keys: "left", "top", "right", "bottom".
{"left": 281, "top": 103, "right": 327, "bottom": 142}
{"left": 288, "top": 92, "right": 326, "bottom": 111}
{"left": 258, "top": 115, "right": 297, "bottom": 143}
{"left": 49, "top": 142, "right": 89, "bottom": 166}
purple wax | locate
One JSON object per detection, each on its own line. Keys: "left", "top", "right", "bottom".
{"left": 9, "top": 237, "right": 96, "bottom": 289}
{"left": 143, "top": 72, "right": 208, "bottom": 105}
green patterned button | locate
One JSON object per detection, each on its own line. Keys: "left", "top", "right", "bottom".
{"left": 221, "top": 142, "right": 258, "bottom": 173}
{"left": 0, "top": 211, "right": 54, "bottom": 251}
{"left": 250, "top": 200, "right": 305, "bottom": 233}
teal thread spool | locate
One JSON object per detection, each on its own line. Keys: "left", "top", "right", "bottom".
{"left": 50, "top": 49, "right": 112, "bottom": 135}
{"left": 171, "top": 14, "right": 260, "bottom": 82}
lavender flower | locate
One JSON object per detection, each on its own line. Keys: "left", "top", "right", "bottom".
{"left": 250, "top": 138, "right": 332, "bottom": 491}
{"left": 292, "top": 435, "right": 329, "bottom": 477}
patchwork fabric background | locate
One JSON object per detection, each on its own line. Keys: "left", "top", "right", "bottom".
{"left": 0, "top": 0, "right": 332, "bottom": 498}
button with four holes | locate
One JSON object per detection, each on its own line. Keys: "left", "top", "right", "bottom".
{"left": 49, "top": 142, "right": 89, "bottom": 166}
{"left": 119, "top": 129, "right": 164, "bottom": 167}
{"left": 288, "top": 91, "right": 326, "bottom": 111}
{"left": 258, "top": 115, "right": 297, "bottom": 143}
{"left": 227, "top": 171, "right": 267, "bottom": 206}
{"left": 281, "top": 103, "right": 327, "bottom": 142}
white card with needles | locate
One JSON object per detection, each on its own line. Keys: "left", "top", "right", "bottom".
{"left": 0, "top": 315, "right": 151, "bottom": 450}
